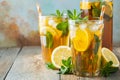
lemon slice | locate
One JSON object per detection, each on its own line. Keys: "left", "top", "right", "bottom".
{"left": 72, "top": 28, "right": 93, "bottom": 52}
{"left": 51, "top": 46, "right": 72, "bottom": 68}
{"left": 80, "top": 2, "right": 91, "bottom": 9}
{"left": 101, "top": 47, "right": 120, "bottom": 67}
{"left": 105, "top": 2, "right": 113, "bottom": 18}
{"left": 40, "top": 27, "right": 56, "bottom": 35}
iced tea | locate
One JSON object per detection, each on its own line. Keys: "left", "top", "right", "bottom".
{"left": 39, "top": 16, "right": 69, "bottom": 63}
{"left": 80, "top": 0, "right": 113, "bottom": 50}
{"left": 69, "top": 20, "right": 104, "bottom": 77}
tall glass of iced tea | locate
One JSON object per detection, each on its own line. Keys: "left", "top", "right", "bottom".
{"left": 39, "top": 16, "right": 69, "bottom": 63}
{"left": 69, "top": 19, "right": 104, "bottom": 77}
{"left": 80, "top": 0, "right": 113, "bottom": 50}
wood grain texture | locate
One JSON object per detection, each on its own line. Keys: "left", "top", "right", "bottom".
{"left": 113, "top": 47, "right": 120, "bottom": 60}
{"left": 61, "top": 48, "right": 120, "bottom": 80}
{"left": 0, "top": 47, "right": 20, "bottom": 80}
{"left": 5, "top": 46, "right": 59, "bottom": 80}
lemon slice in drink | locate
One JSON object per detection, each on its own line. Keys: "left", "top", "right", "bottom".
{"left": 105, "top": 2, "right": 113, "bottom": 18}
{"left": 40, "top": 27, "right": 57, "bottom": 36}
{"left": 80, "top": 2, "right": 91, "bottom": 9}
{"left": 51, "top": 46, "right": 72, "bottom": 68}
{"left": 72, "top": 28, "right": 93, "bottom": 52}
{"left": 101, "top": 47, "right": 119, "bottom": 67}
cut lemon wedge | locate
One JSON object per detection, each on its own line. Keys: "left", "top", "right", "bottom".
{"left": 101, "top": 47, "right": 119, "bottom": 67}
{"left": 72, "top": 28, "right": 93, "bottom": 52}
{"left": 51, "top": 46, "right": 72, "bottom": 68}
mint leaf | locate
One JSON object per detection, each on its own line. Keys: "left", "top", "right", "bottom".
{"left": 67, "top": 10, "right": 73, "bottom": 19}
{"left": 92, "top": 8, "right": 101, "bottom": 17}
{"left": 67, "top": 9, "right": 82, "bottom": 20}
{"left": 94, "top": 34, "right": 100, "bottom": 55}
{"left": 56, "top": 21, "right": 69, "bottom": 36}
{"left": 82, "top": 16, "right": 88, "bottom": 21}
{"left": 46, "top": 62, "right": 56, "bottom": 70}
{"left": 100, "top": 61, "right": 119, "bottom": 77}
{"left": 50, "top": 10, "right": 63, "bottom": 17}
{"left": 46, "top": 31, "right": 53, "bottom": 48}
{"left": 58, "top": 57, "right": 72, "bottom": 74}
{"left": 56, "top": 10, "right": 61, "bottom": 17}
{"left": 62, "top": 57, "right": 72, "bottom": 67}
{"left": 67, "top": 9, "right": 88, "bottom": 21}
{"left": 58, "top": 66, "right": 68, "bottom": 74}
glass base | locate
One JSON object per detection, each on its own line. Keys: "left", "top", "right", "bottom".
{"left": 73, "top": 70, "right": 100, "bottom": 77}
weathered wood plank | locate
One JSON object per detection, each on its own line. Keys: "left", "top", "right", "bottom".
{"left": 61, "top": 75, "right": 106, "bottom": 80}
{"left": 113, "top": 47, "right": 120, "bottom": 60}
{"left": 5, "top": 46, "right": 59, "bottom": 80}
{"left": 61, "top": 48, "right": 120, "bottom": 80}
{"left": 0, "top": 47, "right": 20, "bottom": 80}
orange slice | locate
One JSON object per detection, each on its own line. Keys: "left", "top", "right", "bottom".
{"left": 72, "top": 28, "right": 93, "bottom": 51}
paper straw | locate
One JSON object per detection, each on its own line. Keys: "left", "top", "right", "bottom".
{"left": 98, "top": 5, "right": 105, "bottom": 30}
{"left": 36, "top": 3, "right": 42, "bottom": 32}
{"left": 36, "top": 3, "right": 42, "bottom": 16}
{"left": 100, "top": 5, "right": 105, "bottom": 20}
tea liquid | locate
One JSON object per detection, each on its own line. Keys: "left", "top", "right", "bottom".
{"left": 80, "top": 1, "right": 113, "bottom": 50}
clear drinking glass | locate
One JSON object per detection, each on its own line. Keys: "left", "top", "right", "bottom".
{"left": 39, "top": 16, "right": 69, "bottom": 63}
{"left": 80, "top": 0, "right": 113, "bottom": 50}
{"left": 69, "top": 19, "right": 104, "bottom": 77}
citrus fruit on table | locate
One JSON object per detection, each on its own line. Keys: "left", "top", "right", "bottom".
{"left": 51, "top": 46, "right": 72, "bottom": 69}
{"left": 101, "top": 47, "right": 119, "bottom": 67}
{"left": 72, "top": 28, "right": 93, "bottom": 52}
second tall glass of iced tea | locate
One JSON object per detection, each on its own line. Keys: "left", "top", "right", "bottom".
{"left": 69, "top": 19, "right": 104, "bottom": 77}
{"left": 39, "top": 16, "right": 69, "bottom": 63}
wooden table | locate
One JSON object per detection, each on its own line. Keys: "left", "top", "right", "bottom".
{"left": 0, "top": 46, "right": 120, "bottom": 80}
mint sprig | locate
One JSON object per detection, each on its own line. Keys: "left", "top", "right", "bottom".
{"left": 51, "top": 10, "right": 63, "bottom": 17}
{"left": 67, "top": 9, "right": 81, "bottom": 20}
{"left": 45, "top": 57, "right": 72, "bottom": 74}
{"left": 100, "top": 61, "right": 119, "bottom": 77}
{"left": 56, "top": 21, "right": 69, "bottom": 36}
{"left": 46, "top": 31, "right": 53, "bottom": 48}
{"left": 94, "top": 34, "right": 100, "bottom": 55}
{"left": 58, "top": 57, "right": 72, "bottom": 74}
{"left": 67, "top": 9, "right": 88, "bottom": 20}
{"left": 46, "top": 62, "right": 56, "bottom": 70}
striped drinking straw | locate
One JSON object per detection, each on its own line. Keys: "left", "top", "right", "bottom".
{"left": 100, "top": 5, "right": 106, "bottom": 20}
{"left": 99, "top": 5, "right": 105, "bottom": 30}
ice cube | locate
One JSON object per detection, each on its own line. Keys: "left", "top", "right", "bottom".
{"left": 48, "top": 19, "right": 55, "bottom": 26}
{"left": 40, "top": 36, "right": 46, "bottom": 46}
{"left": 88, "top": 24, "right": 99, "bottom": 32}
{"left": 79, "top": 23, "right": 87, "bottom": 29}
{"left": 48, "top": 19, "right": 58, "bottom": 28}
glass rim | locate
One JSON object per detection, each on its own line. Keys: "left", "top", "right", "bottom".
{"left": 40, "top": 15, "right": 64, "bottom": 18}
{"left": 68, "top": 19, "right": 103, "bottom": 22}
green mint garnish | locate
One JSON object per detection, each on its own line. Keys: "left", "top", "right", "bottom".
{"left": 100, "top": 61, "right": 119, "bottom": 77}
{"left": 51, "top": 10, "right": 63, "bottom": 17}
{"left": 56, "top": 21, "right": 69, "bottom": 36}
{"left": 67, "top": 9, "right": 81, "bottom": 20}
{"left": 58, "top": 57, "right": 72, "bottom": 74}
{"left": 67, "top": 9, "right": 88, "bottom": 20}
{"left": 91, "top": 3, "right": 101, "bottom": 17}
{"left": 94, "top": 34, "right": 100, "bottom": 55}
{"left": 46, "top": 62, "right": 56, "bottom": 70}
{"left": 46, "top": 31, "right": 53, "bottom": 48}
